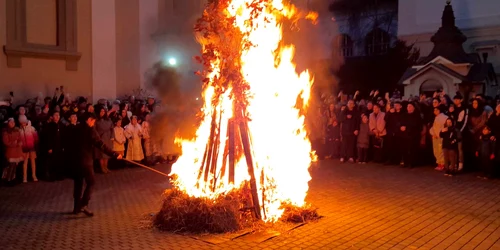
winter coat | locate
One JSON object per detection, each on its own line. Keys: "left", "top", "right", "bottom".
{"left": 94, "top": 118, "right": 114, "bottom": 159}
{"left": 487, "top": 113, "right": 500, "bottom": 140}
{"left": 357, "top": 123, "right": 370, "bottom": 148}
{"left": 326, "top": 124, "right": 341, "bottom": 140}
{"left": 19, "top": 124, "right": 38, "bottom": 152}
{"left": 430, "top": 113, "right": 448, "bottom": 138}
{"left": 2, "top": 127, "right": 23, "bottom": 162}
{"left": 477, "top": 135, "right": 496, "bottom": 160}
{"left": 64, "top": 123, "right": 80, "bottom": 161}
{"left": 112, "top": 126, "right": 126, "bottom": 152}
{"left": 45, "top": 121, "right": 64, "bottom": 153}
{"left": 385, "top": 110, "right": 403, "bottom": 136}
{"left": 469, "top": 110, "right": 487, "bottom": 135}
{"left": 439, "top": 127, "right": 458, "bottom": 150}
{"left": 339, "top": 108, "right": 360, "bottom": 136}
{"left": 124, "top": 123, "right": 144, "bottom": 161}
{"left": 369, "top": 112, "right": 386, "bottom": 136}
{"left": 74, "top": 123, "right": 117, "bottom": 171}
{"left": 401, "top": 111, "right": 422, "bottom": 139}
{"left": 453, "top": 105, "right": 468, "bottom": 133}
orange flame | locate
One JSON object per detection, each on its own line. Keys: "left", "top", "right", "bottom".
{"left": 170, "top": 0, "right": 316, "bottom": 222}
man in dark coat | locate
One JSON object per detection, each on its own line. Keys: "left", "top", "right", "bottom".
{"left": 45, "top": 111, "right": 65, "bottom": 180}
{"left": 339, "top": 100, "right": 360, "bottom": 163}
{"left": 384, "top": 100, "right": 404, "bottom": 165}
{"left": 400, "top": 103, "right": 423, "bottom": 168}
{"left": 64, "top": 113, "right": 80, "bottom": 178}
{"left": 73, "top": 113, "right": 122, "bottom": 216}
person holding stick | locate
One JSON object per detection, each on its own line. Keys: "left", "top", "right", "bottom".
{"left": 72, "top": 113, "right": 122, "bottom": 216}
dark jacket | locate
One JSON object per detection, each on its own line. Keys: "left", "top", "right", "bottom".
{"left": 339, "top": 108, "right": 360, "bottom": 136}
{"left": 357, "top": 123, "right": 370, "bottom": 148}
{"left": 477, "top": 135, "right": 496, "bottom": 159}
{"left": 45, "top": 121, "right": 64, "bottom": 152}
{"left": 453, "top": 105, "right": 468, "bottom": 133}
{"left": 326, "top": 124, "right": 341, "bottom": 140}
{"left": 401, "top": 111, "right": 422, "bottom": 139}
{"left": 64, "top": 123, "right": 80, "bottom": 159}
{"left": 385, "top": 110, "right": 403, "bottom": 136}
{"left": 487, "top": 113, "right": 500, "bottom": 140}
{"left": 440, "top": 127, "right": 458, "bottom": 150}
{"left": 75, "top": 123, "right": 117, "bottom": 170}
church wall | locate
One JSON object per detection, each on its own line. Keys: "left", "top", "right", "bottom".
{"left": 404, "top": 70, "right": 456, "bottom": 97}
{"left": 0, "top": 0, "right": 93, "bottom": 103}
{"left": 400, "top": 25, "right": 500, "bottom": 82}
{"left": 331, "top": 5, "right": 398, "bottom": 57}
{"left": 399, "top": 0, "right": 500, "bottom": 36}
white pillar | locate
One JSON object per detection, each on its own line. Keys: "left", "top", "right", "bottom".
{"left": 91, "top": 0, "right": 117, "bottom": 102}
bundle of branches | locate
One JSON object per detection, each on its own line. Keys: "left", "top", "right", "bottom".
{"left": 154, "top": 188, "right": 254, "bottom": 234}
{"left": 280, "top": 204, "right": 320, "bottom": 223}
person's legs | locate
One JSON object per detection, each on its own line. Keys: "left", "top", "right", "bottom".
{"left": 340, "top": 135, "right": 348, "bottom": 161}
{"left": 23, "top": 154, "right": 29, "bottom": 183}
{"left": 449, "top": 150, "right": 458, "bottom": 175}
{"left": 347, "top": 135, "right": 356, "bottom": 161}
{"left": 443, "top": 149, "right": 450, "bottom": 174}
{"left": 73, "top": 176, "right": 84, "bottom": 212}
{"left": 81, "top": 167, "right": 96, "bottom": 208}
{"left": 30, "top": 153, "right": 37, "bottom": 181}
{"left": 357, "top": 147, "right": 363, "bottom": 163}
{"left": 432, "top": 138, "right": 440, "bottom": 166}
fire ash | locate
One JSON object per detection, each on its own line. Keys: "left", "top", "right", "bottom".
{"left": 169, "top": 0, "right": 318, "bottom": 223}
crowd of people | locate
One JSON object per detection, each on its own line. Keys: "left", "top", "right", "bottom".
{"left": 315, "top": 89, "right": 500, "bottom": 179}
{"left": 0, "top": 87, "right": 171, "bottom": 187}
{"left": 3, "top": 86, "right": 500, "bottom": 188}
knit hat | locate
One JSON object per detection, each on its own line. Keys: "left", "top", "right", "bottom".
{"left": 18, "top": 115, "right": 28, "bottom": 124}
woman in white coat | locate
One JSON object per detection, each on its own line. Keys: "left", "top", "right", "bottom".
{"left": 124, "top": 116, "right": 144, "bottom": 162}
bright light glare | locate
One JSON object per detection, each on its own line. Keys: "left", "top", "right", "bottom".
{"left": 168, "top": 58, "right": 177, "bottom": 66}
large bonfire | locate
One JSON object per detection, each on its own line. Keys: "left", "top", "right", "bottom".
{"left": 155, "top": 0, "right": 318, "bottom": 232}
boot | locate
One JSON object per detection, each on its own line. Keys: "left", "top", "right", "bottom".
{"left": 80, "top": 206, "right": 94, "bottom": 217}
{"left": 73, "top": 200, "right": 81, "bottom": 214}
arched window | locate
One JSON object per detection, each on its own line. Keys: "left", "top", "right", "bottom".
{"left": 365, "top": 28, "right": 390, "bottom": 56}
{"left": 420, "top": 79, "right": 443, "bottom": 97}
{"left": 336, "top": 34, "right": 353, "bottom": 57}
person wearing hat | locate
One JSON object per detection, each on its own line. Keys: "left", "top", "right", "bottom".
{"left": 72, "top": 112, "right": 122, "bottom": 216}
{"left": 2, "top": 118, "right": 23, "bottom": 185}
{"left": 18, "top": 115, "right": 38, "bottom": 183}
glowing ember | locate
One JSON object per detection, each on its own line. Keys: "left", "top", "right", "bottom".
{"left": 170, "top": 0, "right": 317, "bottom": 222}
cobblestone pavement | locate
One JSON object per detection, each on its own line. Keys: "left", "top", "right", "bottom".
{"left": 1, "top": 161, "right": 500, "bottom": 250}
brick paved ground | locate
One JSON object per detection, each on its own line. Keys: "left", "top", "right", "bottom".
{"left": 1, "top": 161, "right": 500, "bottom": 250}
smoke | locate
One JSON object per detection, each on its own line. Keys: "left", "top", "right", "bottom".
{"left": 145, "top": 63, "right": 202, "bottom": 156}
{"left": 281, "top": 0, "right": 342, "bottom": 99}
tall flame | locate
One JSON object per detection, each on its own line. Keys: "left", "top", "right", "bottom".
{"left": 170, "top": 0, "right": 316, "bottom": 222}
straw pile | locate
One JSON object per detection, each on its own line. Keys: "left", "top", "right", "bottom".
{"left": 154, "top": 189, "right": 253, "bottom": 234}
{"left": 281, "top": 204, "right": 320, "bottom": 223}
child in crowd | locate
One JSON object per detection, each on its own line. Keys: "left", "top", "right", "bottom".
{"left": 476, "top": 126, "right": 496, "bottom": 179}
{"left": 357, "top": 114, "right": 370, "bottom": 164}
{"left": 112, "top": 119, "right": 126, "bottom": 158}
{"left": 440, "top": 118, "right": 458, "bottom": 176}
{"left": 124, "top": 116, "right": 144, "bottom": 162}
{"left": 19, "top": 115, "right": 38, "bottom": 182}
{"left": 325, "top": 118, "right": 341, "bottom": 159}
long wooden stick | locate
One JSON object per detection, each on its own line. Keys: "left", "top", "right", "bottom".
{"left": 228, "top": 119, "right": 235, "bottom": 184}
{"left": 239, "top": 119, "right": 262, "bottom": 220}
{"left": 122, "top": 159, "right": 171, "bottom": 178}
